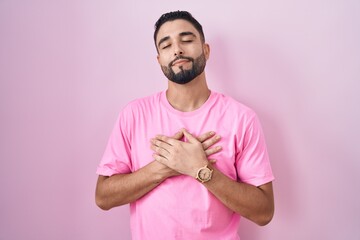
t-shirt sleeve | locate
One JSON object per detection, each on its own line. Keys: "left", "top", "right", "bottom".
{"left": 96, "top": 107, "right": 133, "bottom": 176}
{"left": 235, "top": 113, "right": 274, "bottom": 186}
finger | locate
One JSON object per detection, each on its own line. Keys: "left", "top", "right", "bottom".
{"left": 209, "top": 159, "right": 217, "bottom": 164}
{"left": 151, "top": 138, "right": 173, "bottom": 151}
{"left": 197, "top": 131, "right": 215, "bottom": 142}
{"left": 205, "top": 146, "right": 222, "bottom": 156}
{"left": 172, "top": 130, "right": 184, "bottom": 140}
{"left": 150, "top": 144, "right": 170, "bottom": 158}
{"left": 153, "top": 153, "right": 168, "bottom": 165}
{"left": 182, "top": 129, "right": 200, "bottom": 144}
{"left": 202, "top": 134, "right": 221, "bottom": 150}
{"left": 154, "top": 134, "right": 178, "bottom": 146}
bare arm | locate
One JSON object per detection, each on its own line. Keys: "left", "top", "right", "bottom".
{"left": 95, "top": 131, "right": 222, "bottom": 210}
{"left": 151, "top": 129, "right": 274, "bottom": 226}
{"left": 203, "top": 167, "right": 274, "bottom": 226}
{"left": 95, "top": 160, "right": 176, "bottom": 210}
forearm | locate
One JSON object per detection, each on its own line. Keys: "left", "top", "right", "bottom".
{"left": 151, "top": 130, "right": 274, "bottom": 225}
{"left": 203, "top": 166, "right": 274, "bottom": 226}
{"left": 95, "top": 161, "right": 173, "bottom": 210}
{"left": 96, "top": 130, "right": 221, "bottom": 211}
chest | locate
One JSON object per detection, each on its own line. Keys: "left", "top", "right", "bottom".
{"left": 128, "top": 110, "right": 243, "bottom": 180}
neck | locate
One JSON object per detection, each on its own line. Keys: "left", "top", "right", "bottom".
{"left": 166, "top": 72, "right": 210, "bottom": 112}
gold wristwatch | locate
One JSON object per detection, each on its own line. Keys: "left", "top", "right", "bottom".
{"left": 195, "top": 165, "right": 213, "bottom": 183}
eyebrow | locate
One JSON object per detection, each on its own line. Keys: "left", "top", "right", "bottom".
{"left": 157, "top": 36, "right": 170, "bottom": 48}
{"left": 157, "top": 31, "right": 197, "bottom": 48}
{"left": 179, "top": 31, "right": 196, "bottom": 38}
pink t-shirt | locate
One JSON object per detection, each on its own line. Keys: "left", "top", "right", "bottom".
{"left": 97, "top": 91, "right": 274, "bottom": 240}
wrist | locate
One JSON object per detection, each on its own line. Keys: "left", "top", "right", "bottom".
{"left": 191, "top": 159, "right": 209, "bottom": 178}
{"left": 148, "top": 161, "right": 173, "bottom": 184}
{"left": 195, "top": 163, "right": 213, "bottom": 183}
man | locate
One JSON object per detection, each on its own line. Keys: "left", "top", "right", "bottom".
{"left": 95, "top": 11, "right": 274, "bottom": 239}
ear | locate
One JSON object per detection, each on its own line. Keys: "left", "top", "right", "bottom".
{"left": 203, "top": 43, "right": 210, "bottom": 60}
{"left": 157, "top": 54, "right": 160, "bottom": 64}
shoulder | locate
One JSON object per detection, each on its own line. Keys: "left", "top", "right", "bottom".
{"left": 113, "top": 92, "right": 162, "bottom": 127}
{"left": 211, "top": 91, "right": 257, "bottom": 120}
{"left": 121, "top": 91, "right": 162, "bottom": 113}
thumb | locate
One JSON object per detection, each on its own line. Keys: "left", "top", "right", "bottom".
{"left": 182, "top": 129, "right": 199, "bottom": 143}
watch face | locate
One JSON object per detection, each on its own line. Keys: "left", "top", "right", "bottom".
{"left": 198, "top": 167, "right": 212, "bottom": 182}
{"left": 196, "top": 166, "right": 213, "bottom": 183}
{"left": 199, "top": 168, "right": 210, "bottom": 180}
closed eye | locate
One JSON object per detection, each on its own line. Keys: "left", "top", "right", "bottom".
{"left": 162, "top": 44, "right": 171, "bottom": 49}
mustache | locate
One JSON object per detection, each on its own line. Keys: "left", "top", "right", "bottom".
{"left": 169, "top": 56, "right": 194, "bottom": 67}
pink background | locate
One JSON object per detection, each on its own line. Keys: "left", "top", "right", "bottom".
{"left": 1, "top": 0, "right": 359, "bottom": 239}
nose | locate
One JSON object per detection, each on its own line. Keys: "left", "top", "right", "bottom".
{"left": 174, "top": 49, "right": 183, "bottom": 56}
{"left": 173, "top": 42, "right": 184, "bottom": 56}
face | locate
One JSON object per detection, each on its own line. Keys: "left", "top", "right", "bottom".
{"left": 156, "top": 19, "right": 210, "bottom": 84}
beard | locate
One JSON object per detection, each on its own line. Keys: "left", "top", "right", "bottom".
{"left": 160, "top": 52, "right": 206, "bottom": 85}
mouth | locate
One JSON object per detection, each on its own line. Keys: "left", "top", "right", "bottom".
{"left": 172, "top": 59, "right": 190, "bottom": 66}
{"left": 170, "top": 57, "right": 193, "bottom": 67}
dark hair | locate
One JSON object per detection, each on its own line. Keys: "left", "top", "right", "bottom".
{"left": 154, "top": 11, "right": 205, "bottom": 50}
